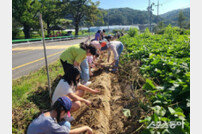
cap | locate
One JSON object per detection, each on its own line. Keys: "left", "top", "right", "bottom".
{"left": 57, "top": 96, "right": 72, "bottom": 117}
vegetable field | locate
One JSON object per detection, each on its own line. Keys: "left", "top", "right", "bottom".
{"left": 119, "top": 26, "right": 190, "bottom": 133}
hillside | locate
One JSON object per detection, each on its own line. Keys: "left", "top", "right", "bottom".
{"left": 94, "top": 7, "right": 190, "bottom": 27}
{"left": 94, "top": 8, "right": 159, "bottom": 26}
{"left": 160, "top": 8, "right": 190, "bottom": 26}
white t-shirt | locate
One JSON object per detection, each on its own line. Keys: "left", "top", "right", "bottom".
{"left": 108, "top": 41, "right": 121, "bottom": 60}
{"left": 51, "top": 79, "right": 74, "bottom": 105}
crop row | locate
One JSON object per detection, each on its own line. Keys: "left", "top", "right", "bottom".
{"left": 119, "top": 26, "right": 190, "bottom": 134}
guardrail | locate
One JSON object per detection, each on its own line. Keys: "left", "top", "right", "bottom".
{"left": 12, "top": 34, "right": 94, "bottom": 43}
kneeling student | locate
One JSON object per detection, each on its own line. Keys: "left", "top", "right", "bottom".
{"left": 27, "top": 96, "right": 93, "bottom": 134}
{"left": 52, "top": 67, "right": 100, "bottom": 113}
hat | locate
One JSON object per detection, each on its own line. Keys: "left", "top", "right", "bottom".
{"left": 57, "top": 96, "right": 72, "bottom": 117}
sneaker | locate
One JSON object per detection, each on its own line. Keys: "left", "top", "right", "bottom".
{"left": 83, "top": 81, "right": 92, "bottom": 86}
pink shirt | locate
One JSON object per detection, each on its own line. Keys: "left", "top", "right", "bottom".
{"left": 87, "top": 56, "right": 93, "bottom": 65}
{"left": 91, "top": 41, "right": 101, "bottom": 50}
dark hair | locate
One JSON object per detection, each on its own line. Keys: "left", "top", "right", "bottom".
{"left": 80, "top": 42, "right": 97, "bottom": 55}
{"left": 62, "top": 67, "right": 80, "bottom": 87}
{"left": 105, "top": 35, "right": 112, "bottom": 41}
{"left": 52, "top": 100, "right": 66, "bottom": 123}
{"left": 95, "top": 53, "right": 99, "bottom": 58}
{"left": 103, "top": 29, "right": 105, "bottom": 33}
{"left": 97, "top": 30, "right": 101, "bottom": 33}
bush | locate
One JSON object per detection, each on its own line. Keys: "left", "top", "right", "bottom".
{"left": 128, "top": 27, "right": 139, "bottom": 37}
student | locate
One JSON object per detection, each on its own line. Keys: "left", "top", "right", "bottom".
{"left": 27, "top": 96, "right": 93, "bottom": 134}
{"left": 60, "top": 42, "right": 97, "bottom": 76}
{"left": 100, "top": 29, "right": 106, "bottom": 40}
{"left": 80, "top": 39, "right": 104, "bottom": 86}
{"left": 102, "top": 35, "right": 124, "bottom": 72}
{"left": 52, "top": 67, "right": 100, "bottom": 113}
{"left": 94, "top": 30, "right": 101, "bottom": 41}
{"left": 87, "top": 53, "right": 99, "bottom": 76}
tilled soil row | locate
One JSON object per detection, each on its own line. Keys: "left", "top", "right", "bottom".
{"left": 71, "top": 52, "right": 147, "bottom": 134}
{"left": 71, "top": 71, "right": 112, "bottom": 134}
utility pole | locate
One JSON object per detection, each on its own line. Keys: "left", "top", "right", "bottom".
{"left": 148, "top": 0, "right": 150, "bottom": 30}
{"left": 108, "top": 9, "right": 110, "bottom": 33}
{"left": 155, "top": 0, "right": 162, "bottom": 23}
{"left": 147, "top": 0, "right": 154, "bottom": 32}
{"left": 39, "top": 13, "right": 52, "bottom": 99}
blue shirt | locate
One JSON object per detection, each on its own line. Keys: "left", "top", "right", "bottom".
{"left": 94, "top": 33, "right": 101, "bottom": 41}
{"left": 27, "top": 114, "right": 70, "bottom": 134}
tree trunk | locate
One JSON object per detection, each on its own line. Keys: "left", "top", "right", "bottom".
{"left": 23, "top": 24, "right": 31, "bottom": 39}
{"left": 75, "top": 22, "right": 79, "bottom": 36}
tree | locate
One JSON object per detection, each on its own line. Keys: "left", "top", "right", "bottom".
{"left": 12, "top": 0, "right": 41, "bottom": 39}
{"left": 12, "top": 18, "right": 22, "bottom": 39}
{"left": 40, "top": 0, "right": 64, "bottom": 36}
{"left": 67, "top": 0, "right": 102, "bottom": 36}
{"left": 82, "top": 1, "right": 104, "bottom": 32}
{"left": 178, "top": 11, "right": 186, "bottom": 28}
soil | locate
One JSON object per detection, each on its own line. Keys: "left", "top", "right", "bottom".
{"left": 12, "top": 51, "right": 148, "bottom": 134}
{"left": 70, "top": 52, "right": 148, "bottom": 134}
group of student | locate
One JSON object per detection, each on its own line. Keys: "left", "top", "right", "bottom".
{"left": 27, "top": 30, "right": 124, "bottom": 134}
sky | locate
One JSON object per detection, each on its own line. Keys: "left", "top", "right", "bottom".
{"left": 92, "top": 0, "right": 190, "bottom": 15}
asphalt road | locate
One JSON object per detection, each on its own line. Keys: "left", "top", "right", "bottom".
{"left": 12, "top": 37, "right": 92, "bottom": 79}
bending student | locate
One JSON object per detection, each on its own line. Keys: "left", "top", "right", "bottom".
{"left": 102, "top": 35, "right": 124, "bottom": 72}
{"left": 60, "top": 42, "right": 97, "bottom": 76}
{"left": 27, "top": 96, "right": 93, "bottom": 134}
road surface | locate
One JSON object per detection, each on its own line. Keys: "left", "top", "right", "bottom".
{"left": 12, "top": 37, "right": 92, "bottom": 79}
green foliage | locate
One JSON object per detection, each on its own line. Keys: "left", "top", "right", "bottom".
{"left": 94, "top": 8, "right": 159, "bottom": 26}
{"left": 160, "top": 8, "right": 190, "bottom": 27}
{"left": 12, "top": 0, "right": 42, "bottom": 38}
{"left": 142, "top": 28, "right": 151, "bottom": 38}
{"left": 178, "top": 11, "right": 186, "bottom": 28}
{"left": 119, "top": 25, "right": 190, "bottom": 133}
{"left": 128, "top": 27, "right": 139, "bottom": 37}
{"left": 66, "top": 0, "right": 103, "bottom": 35}
{"left": 12, "top": 60, "right": 64, "bottom": 132}
{"left": 12, "top": 18, "right": 22, "bottom": 39}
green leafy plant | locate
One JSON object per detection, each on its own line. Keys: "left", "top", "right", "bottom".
{"left": 119, "top": 25, "right": 190, "bottom": 133}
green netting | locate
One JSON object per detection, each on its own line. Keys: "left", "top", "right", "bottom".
{"left": 12, "top": 35, "right": 90, "bottom": 43}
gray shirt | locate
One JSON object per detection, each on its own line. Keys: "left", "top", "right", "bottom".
{"left": 27, "top": 114, "right": 70, "bottom": 134}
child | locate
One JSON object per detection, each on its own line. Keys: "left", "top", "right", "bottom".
{"left": 60, "top": 42, "right": 97, "bottom": 76}
{"left": 102, "top": 35, "right": 124, "bottom": 72}
{"left": 94, "top": 30, "right": 101, "bottom": 41}
{"left": 87, "top": 53, "right": 99, "bottom": 76}
{"left": 27, "top": 96, "right": 93, "bottom": 134}
{"left": 52, "top": 67, "right": 99, "bottom": 113}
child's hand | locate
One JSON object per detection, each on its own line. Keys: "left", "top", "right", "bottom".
{"left": 86, "top": 126, "right": 93, "bottom": 134}
{"left": 110, "top": 62, "right": 115, "bottom": 66}
{"left": 93, "top": 89, "right": 100, "bottom": 94}
{"left": 84, "top": 100, "right": 92, "bottom": 106}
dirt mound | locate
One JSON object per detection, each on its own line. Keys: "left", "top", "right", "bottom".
{"left": 72, "top": 72, "right": 112, "bottom": 134}
{"left": 70, "top": 52, "right": 147, "bottom": 134}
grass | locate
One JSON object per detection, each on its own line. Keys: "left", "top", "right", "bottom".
{"left": 12, "top": 60, "right": 64, "bottom": 133}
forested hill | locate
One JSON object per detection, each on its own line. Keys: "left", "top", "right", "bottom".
{"left": 94, "top": 8, "right": 159, "bottom": 26}
{"left": 94, "top": 7, "right": 190, "bottom": 26}
{"left": 160, "top": 8, "right": 190, "bottom": 25}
